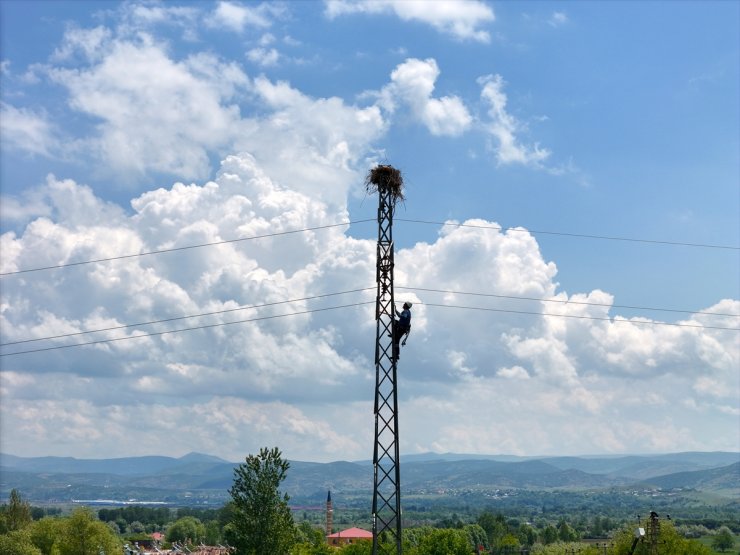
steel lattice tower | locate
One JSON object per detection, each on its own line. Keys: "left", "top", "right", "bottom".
{"left": 370, "top": 166, "right": 403, "bottom": 555}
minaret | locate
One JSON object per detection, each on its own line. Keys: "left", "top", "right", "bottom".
{"left": 326, "top": 490, "right": 333, "bottom": 537}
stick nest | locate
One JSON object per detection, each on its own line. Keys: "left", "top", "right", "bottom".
{"left": 365, "top": 165, "right": 404, "bottom": 201}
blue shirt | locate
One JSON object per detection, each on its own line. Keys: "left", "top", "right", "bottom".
{"left": 397, "top": 308, "right": 411, "bottom": 329}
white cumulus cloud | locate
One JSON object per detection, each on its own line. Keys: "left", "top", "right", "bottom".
{"left": 325, "top": 0, "right": 495, "bottom": 42}
{"left": 379, "top": 58, "right": 472, "bottom": 136}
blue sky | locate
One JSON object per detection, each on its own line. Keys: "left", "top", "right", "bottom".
{"left": 1, "top": 1, "right": 738, "bottom": 462}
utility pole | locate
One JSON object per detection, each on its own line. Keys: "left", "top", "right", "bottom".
{"left": 368, "top": 165, "right": 404, "bottom": 555}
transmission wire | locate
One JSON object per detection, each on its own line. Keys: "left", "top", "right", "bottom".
{"left": 0, "top": 302, "right": 374, "bottom": 357}
{"left": 0, "top": 287, "right": 376, "bottom": 346}
{"left": 397, "top": 286, "right": 739, "bottom": 318}
{"left": 419, "top": 302, "right": 739, "bottom": 331}
{"left": 0, "top": 219, "right": 375, "bottom": 276}
{"left": 5, "top": 216, "right": 737, "bottom": 278}
{"left": 396, "top": 218, "right": 740, "bottom": 250}
{"left": 3, "top": 298, "right": 738, "bottom": 358}
{"left": 4, "top": 285, "right": 737, "bottom": 349}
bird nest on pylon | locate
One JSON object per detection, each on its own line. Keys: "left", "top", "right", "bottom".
{"left": 365, "top": 165, "right": 404, "bottom": 201}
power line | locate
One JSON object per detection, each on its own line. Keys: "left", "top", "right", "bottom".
{"left": 397, "top": 286, "right": 740, "bottom": 318}
{"left": 0, "top": 219, "right": 375, "bottom": 277}
{"left": 0, "top": 287, "right": 376, "bottom": 347}
{"left": 419, "top": 302, "right": 740, "bottom": 331}
{"left": 3, "top": 296, "right": 737, "bottom": 358}
{"left": 396, "top": 219, "right": 740, "bottom": 250}
{"left": 4, "top": 216, "right": 737, "bottom": 278}
{"left": 4, "top": 285, "right": 736, "bottom": 349}
{"left": 0, "top": 301, "right": 374, "bottom": 357}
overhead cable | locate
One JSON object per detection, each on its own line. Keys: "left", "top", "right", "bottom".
{"left": 0, "top": 219, "right": 374, "bottom": 277}
{"left": 0, "top": 301, "right": 374, "bottom": 357}
{"left": 397, "top": 286, "right": 740, "bottom": 318}
{"left": 5, "top": 216, "right": 737, "bottom": 278}
{"left": 3, "top": 298, "right": 738, "bottom": 358}
{"left": 4, "top": 285, "right": 737, "bottom": 349}
{"left": 0, "top": 287, "right": 376, "bottom": 347}
{"left": 419, "top": 302, "right": 739, "bottom": 331}
{"left": 396, "top": 218, "right": 740, "bottom": 250}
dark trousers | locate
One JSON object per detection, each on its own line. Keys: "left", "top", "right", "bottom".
{"left": 392, "top": 322, "right": 409, "bottom": 347}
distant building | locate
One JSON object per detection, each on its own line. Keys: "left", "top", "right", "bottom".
{"left": 327, "top": 527, "right": 372, "bottom": 547}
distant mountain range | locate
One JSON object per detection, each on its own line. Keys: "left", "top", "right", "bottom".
{"left": 1, "top": 451, "right": 737, "bottom": 506}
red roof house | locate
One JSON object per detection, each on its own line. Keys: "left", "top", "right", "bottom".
{"left": 327, "top": 527, "right": 373, "bottom": 546}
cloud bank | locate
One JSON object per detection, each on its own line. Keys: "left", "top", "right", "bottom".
{"left": 1, "top": 1, "right": 737, "bottom": 462}
{"left": 2, "top": 156, "right": 737, "bottom": 461}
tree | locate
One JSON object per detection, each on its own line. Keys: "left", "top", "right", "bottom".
{"left": 166, "top": 516, "right": 205, "bottom": 544}
{"left": 414, "top": 528, "right": 470, "bottom": 555}
{"left": 712, "top": 526, "right": 735, "bottom": 552}
{"left": 295, "top": 521, "right": 326, "bottom": 547}
{"left": 56, "top": 507, "right": 121, "bottom": 555}
{"left": 540, "top": 524, "right": 558, "bottom": 545}
{"left": 610, "top": 518, "right": 711, "bottom": 555}
{"left": 0, "top": 530, "right": 42, "bottom": 555}
{"left": 463, "top": 523, "right": 488, "bottom": 551}
{"left": 28, "top": 517, "right": 62, "bottom": 555}
{"left": 477, "top": 511, "right": 508, "bottom": 548}
{"left": 336, "top": 542, "right": 371, "bottom": 555}
{"left": 226, "top": 447, "right": 295, "bottom": 555}
{"left": 557, "top": 518, "right": 578, "bottom": 542}
{"left": 204, "top": 520, "right": 222, "bottom": 545}
{"left": 517, "top": 523, "right": 537, "bottom": 547}
{"left": 5, "top": 490, "right": 33, "bottom": 532}
{"left": 128, "top": 521, "right": 145, "bottom": 534}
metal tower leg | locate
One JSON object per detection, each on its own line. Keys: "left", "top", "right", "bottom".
{"left": 372, "top": 178, "right": 402, "bottom": 555}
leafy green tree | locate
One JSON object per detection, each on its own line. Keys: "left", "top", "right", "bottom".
{"left": 540, "top": 524, "right": 558, "bottom": 545}
{"left": 402, "top": 526, "right": 434, "bottom": 549}
{"left": 57, "top": 507, "right": 121, "bottom": 555}
{"left": 336, "top": 541, "right": 371, "bottom": 555}
{"left": 30, "top": 508, "right": 46, "bottom": 521}
{"left": 610, "top": 518, "right": 711, "bottom": 555}
{"left": 463, "top": 523, "right": 488, "bottom": 551}
{"left": 204, "top": 520, "right": 222, "bottom": 545}
{"left": 128, "top": 521, "right": 145, "bottom": 534}
{"left": 712, "top": 526, "right": 735, "bottom": 552}
{"left": 226, "top": 446, "right": 295, "bottom": 555}
{"left": 557, "top": 518, "right": 578, "bottom": 542}
{"left": 477, "top": 511, "right": 508, "bottom": 548}
{"left": 166, "top": 516, "right": 205, "bottom": 543}
{"left": 499, "top": 532, "right": 520, "bottom": 552}
{"left": 295, "top": 521, "right": 326, "bottom": 547}
{"left": 414, "top": 528, "right": 470, "bottom": 555}
{"left": 292, "top": 540, "right": 332, "bottom": 555}
{"left": 0, "top": 530, "right": 42, "bottom": 555}
{"left": 517, "top": 523, "right": 537, "bottom": 547}
{"left": 530, "top": 542, "right": 596, "bottom": 554}
{"left": 5, "top": 490, "right": 33, "bottom": 532}
{"left": 28, "top": 517, "right": 62, "bottom": 555}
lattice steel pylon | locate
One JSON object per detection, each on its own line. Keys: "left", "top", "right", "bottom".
{"left": 369, "top": 165, "right": 403, "bottom": 555}
{"left": 647, "top": 511, "right": 660, "bottom": 555}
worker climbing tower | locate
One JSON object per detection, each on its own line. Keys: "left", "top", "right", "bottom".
{"left": 367, "top": 165, "right": 404, "bottom": 555}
